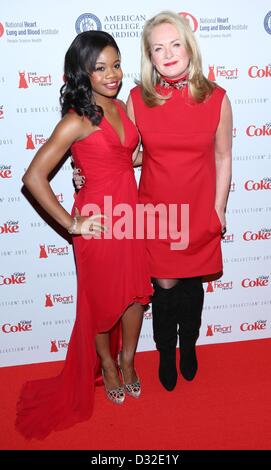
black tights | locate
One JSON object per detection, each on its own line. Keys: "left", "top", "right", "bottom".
{"left": 155, "top": 278, "right": 179, "bottom": 289}
{"left": 154, "top": 277, "right": 203, "bottom": 291}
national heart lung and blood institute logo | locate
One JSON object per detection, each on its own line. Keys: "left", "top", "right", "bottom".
{"left": 0, "top": 22, "right": 4, "bottom": 38}
{"left": 179, "top": 12, "right": 198, "bottom": 32}
{"left": 75, "top": 13, "right": 102, "bottom": 33}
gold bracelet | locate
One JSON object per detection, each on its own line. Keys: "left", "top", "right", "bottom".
{"left": 67, "top": 216, "right": 78, "bottom": 234}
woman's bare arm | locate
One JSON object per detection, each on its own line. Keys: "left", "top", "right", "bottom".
{"left": 214, "top": 94, "right": 233, "bottom": 231}
{"left": 127, "top": 93, "right": 142, "bottom": 167}
{"left": 23, "top": 114, "right": 106, "bottom": 235}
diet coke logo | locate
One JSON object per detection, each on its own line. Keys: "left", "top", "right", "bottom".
{"left": 45, "top": 293, "right": 74, "bottom": 307}
{"left": 240, "top": 320, "right": 267, "bottom": 332}
{"left": 244, "top": 178, "right": 271, "bottom": 191}
{"left": 241, "top": 276, "right": 269, "bottom": 288}
{"left": 2, "top": 320, "right": 32, "bottom": 333}
{"left": 0, "top": 272, "right": 26, "bottom": 286}
{"left": 0, "top": 220, "right": 19, "bottom": 235}
{"left": 248, "top": 65, "right": 271, "bottom": 78}
{"left": 0, "top": 164, "right": 12, "bottom": 179}
{"left": 246, "top": 123, "right": 271, "bottom": 137}
{"left": 243, "top": 229, "right": 271, "bottom": 241}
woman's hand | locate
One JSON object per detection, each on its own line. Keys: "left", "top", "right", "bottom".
{"left": 216, "top": 207, "right": 226, "bottom": 236}
{"left": 73, "top": 167, "right": 85, "bottom": 190}
{"left": 69, "top": 208, "right": 107, "bottom": 236}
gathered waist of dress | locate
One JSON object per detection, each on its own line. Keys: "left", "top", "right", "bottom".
{"left": 80, "top": 169, "right": 137, "bottom": 194}
{"left": 74, "top": 160, "right": 135, "bottom": 177}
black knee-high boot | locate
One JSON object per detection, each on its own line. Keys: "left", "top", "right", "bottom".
{"left": 152, "top": 282, "right": 179, "bottom": 391}
{"left": 178, "top": 277, "right": 204, "bottom": 381}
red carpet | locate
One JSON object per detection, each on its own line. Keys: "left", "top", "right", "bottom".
{"left": 1, "top": 339, "right": 271, "bottom": 450}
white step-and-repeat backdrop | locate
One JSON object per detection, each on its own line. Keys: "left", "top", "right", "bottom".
{"left": 1, "top": 0, "right": 271, "bottom": 367}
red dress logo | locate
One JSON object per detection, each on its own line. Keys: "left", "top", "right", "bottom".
{"left": 26, "top": 133, "right": 35, "bottom": 149}
{"left": 206, "top": 281, "right": 214, "bottom": 293}
{"left": 39, "top": 244, "right": 48, "bottom": 259}
{"left": 208, "top": 65, "right": 216, "bottom": 81}
{"left": 45, "top": 294, "right": 53, "bottom": 307}
{"left": 50, "top": 340, "right": 58, "bottom": 352}
{"left": 206, "top": 325, "right": 213, "bottom": 336}
{"left": 18, "top": 71, "right": 28, "bottom": 89}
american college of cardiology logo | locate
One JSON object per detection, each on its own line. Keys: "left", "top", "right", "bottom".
{"left": 264, "top": 11, "right": 271, "bottom": 35}
{"left": 75, "top": 13, "right": 102, "bottom": 33}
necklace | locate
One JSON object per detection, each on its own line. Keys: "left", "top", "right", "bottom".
{"left": 160, "top": 75, "right": 188, "bottom": 90}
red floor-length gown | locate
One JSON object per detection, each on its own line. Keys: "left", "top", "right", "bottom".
{"left": 130, "top": 83, "right": 225, "bottom": 278}
{"left": 16, "top": 100, "right": 153, "bottom": 439}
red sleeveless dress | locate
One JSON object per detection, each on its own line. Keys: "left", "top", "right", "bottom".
{"left": 16, "top": 101, "right": 153, "bottom": 439}
{"left": 130, "top": 84, "right": 225, "bottom": 278}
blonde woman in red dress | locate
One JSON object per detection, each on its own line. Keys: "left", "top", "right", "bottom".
{"left": 127, "top": 11, "right": 232, "bottom": 390}
{"left": 74, "top": 11, "right": 232, "bottom": 392}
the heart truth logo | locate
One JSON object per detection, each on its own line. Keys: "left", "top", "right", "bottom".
{"left": 18, "top": 71, "right": 52, "bottom": 88}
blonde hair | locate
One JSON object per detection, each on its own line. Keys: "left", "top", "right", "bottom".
{"left": 139, "top": 10, "right": 215, "bottom": 107}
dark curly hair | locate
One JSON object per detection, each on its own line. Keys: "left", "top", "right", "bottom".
{"left": 60, "top": 30, "right": 120, "bottom": 125}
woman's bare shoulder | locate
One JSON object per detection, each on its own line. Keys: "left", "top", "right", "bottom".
{"left": 116, "top": 99, "right": 127, "bottom": 112}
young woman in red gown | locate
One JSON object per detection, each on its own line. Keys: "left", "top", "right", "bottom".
{"left": 16, "top": 31, "right": 152, "bottom": 439}
{"left": 126, "top": 11, "right": 232, "bottom": 391}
